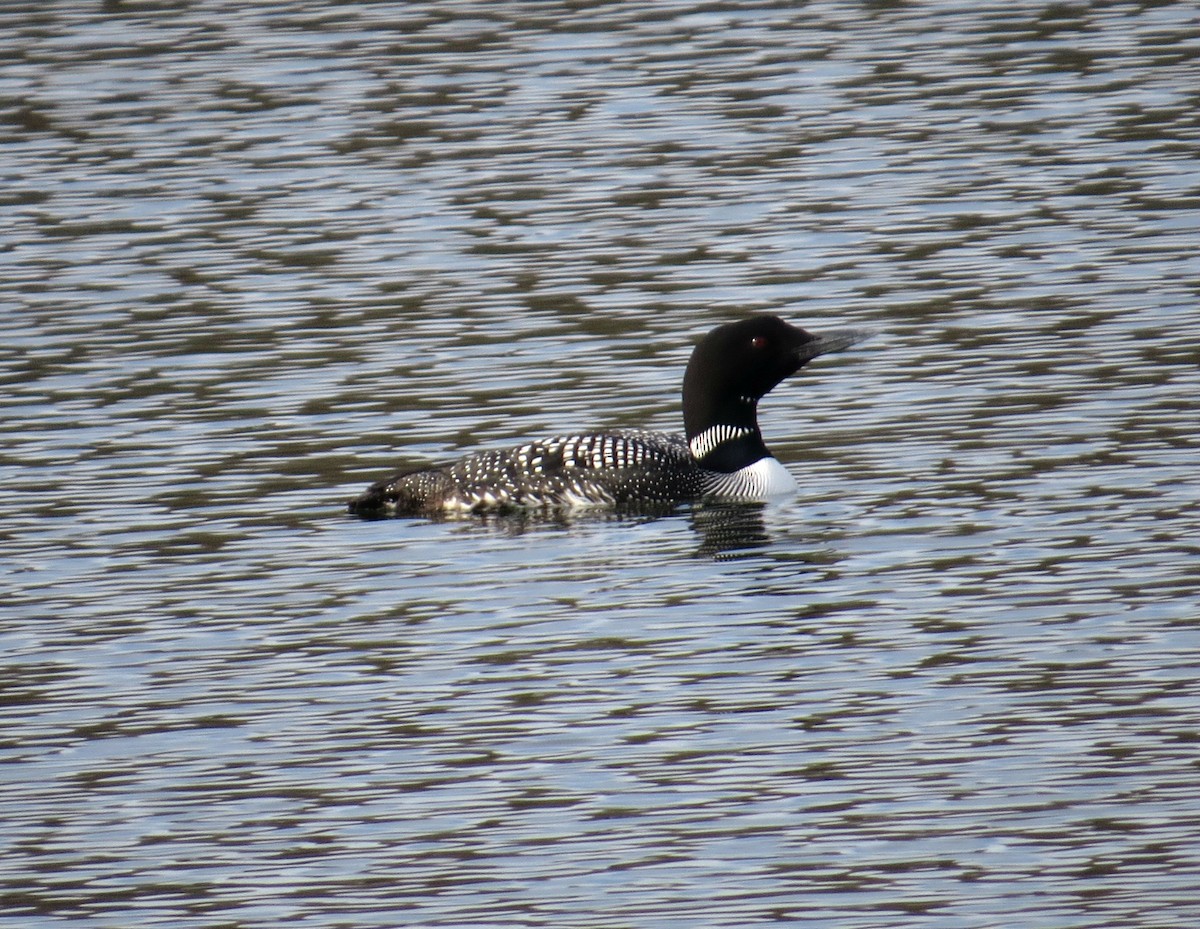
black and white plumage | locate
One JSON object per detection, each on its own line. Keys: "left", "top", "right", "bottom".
{"left": 348, "top": 315, "right": 865, "bottom": 517}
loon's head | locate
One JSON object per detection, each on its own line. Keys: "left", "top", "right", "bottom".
{"left": 682, "top": 315, "right": 865, "bottom": 470}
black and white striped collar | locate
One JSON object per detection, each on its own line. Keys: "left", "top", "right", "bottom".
{"left": 687, "top": 422, "right": 770, "bottom": 473}
{"left": 688, "top": 423, "right": 755, "bottom": 461}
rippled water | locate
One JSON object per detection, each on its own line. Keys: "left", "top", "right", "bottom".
{"left": 3, "top": 1, "right": 1199, "bottom": 927}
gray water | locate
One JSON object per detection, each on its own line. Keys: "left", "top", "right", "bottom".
{"left": 2, "top": 2, "right": 1199, "bottom": 927}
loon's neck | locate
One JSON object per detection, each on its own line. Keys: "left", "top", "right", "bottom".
{"left": 684, "top": 395, "right": 773, "bottom": 473}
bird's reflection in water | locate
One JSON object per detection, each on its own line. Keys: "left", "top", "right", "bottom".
{"left": 427, "top": 500, "right": 775, "bottom": 559}
{"left": 688, "top": 501, "right": 771, "bottom": 559}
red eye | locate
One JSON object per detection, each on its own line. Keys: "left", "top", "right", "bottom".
{"left": 750, "top": 335, "right": 766, "bottom": 349}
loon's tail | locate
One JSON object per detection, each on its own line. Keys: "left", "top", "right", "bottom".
{"left": 347, "top": 467, "right": 452, "bottom": 518}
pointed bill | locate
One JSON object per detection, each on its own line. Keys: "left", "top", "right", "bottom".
{"left": 797, "top": 328, "right": 872, "bottom": 364}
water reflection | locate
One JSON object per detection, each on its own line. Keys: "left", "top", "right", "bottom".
{"left": 358, "top": 499, "right": 779, "bottom": 558}
{"left": 690, "top": 501, "right": 773, "bottom": 558}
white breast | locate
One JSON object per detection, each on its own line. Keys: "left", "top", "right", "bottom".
{"left": 704, "top": 456, "right": 797, "bottom": 500}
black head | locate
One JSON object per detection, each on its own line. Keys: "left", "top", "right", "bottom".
{"left": 682, "top": 315, "right": 863, "bottom": 443}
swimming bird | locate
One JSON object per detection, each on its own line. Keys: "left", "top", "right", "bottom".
{"left": 348, "top": 315, "right": 865, "bottom": 517}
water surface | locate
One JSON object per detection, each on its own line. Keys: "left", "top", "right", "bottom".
{"left": 2, "top": 2, "right": 1199, "bottom": 927}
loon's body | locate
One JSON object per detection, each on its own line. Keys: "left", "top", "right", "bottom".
{"left": 348, "top": 316, "right": 863, "bottom": 518}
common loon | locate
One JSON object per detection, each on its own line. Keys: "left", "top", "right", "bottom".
{"left": 348, "top": 315, "right": 865, "bottom": 517}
